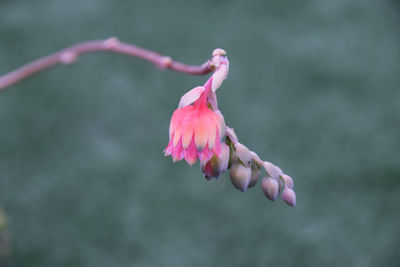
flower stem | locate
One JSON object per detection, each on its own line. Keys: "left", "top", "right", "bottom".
{"left": 0, "top": 37, "right": 213, "bottom": 91}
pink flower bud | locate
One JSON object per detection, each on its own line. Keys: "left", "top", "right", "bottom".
{"left": 281, "top": 188, "right": 296, "bottom": 207}
{"left": 261, "top": 177, "right": 279, "bottom": 201}
{"left": 281, "top": 174, "right": 294, "bottom": 189}
{"left": 229, "top": 162, "right": 251, "bottom": 192}
{"left": 248, "top": 162, "right": 261, "bottom": 188}
{"left": 212, "top": 48, "right": 227, "bottom": 57}
{"left": 201, "top": 143, "right": 230, "bottom": 180}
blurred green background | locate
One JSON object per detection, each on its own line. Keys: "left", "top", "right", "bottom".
{"left": 0, "top": 0, "right": 399, "bottom": 266}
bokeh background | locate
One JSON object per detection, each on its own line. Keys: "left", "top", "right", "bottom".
{"left": 0, "top": 0, "right": 399, "bottom": 266}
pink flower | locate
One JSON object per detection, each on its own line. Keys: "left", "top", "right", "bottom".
{"left": 164, "top": 80, "right": 226, "bottom": 166}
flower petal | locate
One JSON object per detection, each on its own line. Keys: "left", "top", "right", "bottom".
{"left": 181, "top": 122, "right": 194, "bottom": 149}
{"left": 211, "top": 65, "right": 227, "bottom": 92}
{"left": 198, "top": 145, "right": 214, "bottom": 163}
{"left": 194, "top": 111, "right": 209, "bottom": 150}
{"left": 207, "top": 124, "right": 217, "bottom": 150}
{"left": 184, "top": 138, "right": 198, "bottom": 165}
{"left": 171, "top": 138, "right": 184, "bottom": 162}
{"left": 178, "top": 86, "right": 205, "bottom": 108}
{"left": 164, "top": 133, "right": 174, "bottom": 156}
{"left": 212, "top": 129, "right": 221, "bottom": 158}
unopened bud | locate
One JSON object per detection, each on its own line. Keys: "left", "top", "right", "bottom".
{"left": 212, "top": 48, "right": 227, "bottom": 57}
{"left": 281, "top": 174, "right": 294, "bottom": 189}
{"left": 261, "top": 177, "right": 279, "bottom": 201}
{"left": 229, "top": 162, "right": 251, "bottom": 192}
{"left": 281, "top": 188, "right": 296, "bottom": 207}
{"left": 201, "top": 143, "right": 230, "bottom": 179}
{"left": 235, "top": 143, "right": 252, "bottom": 167}
{"left": 262, "top": 161, "right": 280, "bottom": 179}
{"left": 248, "top": 162, "right": 261, "bottom": 188}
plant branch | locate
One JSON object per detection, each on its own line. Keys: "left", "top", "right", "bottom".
{"left": 0, "top": 37, "right": 214, "bottom": 91}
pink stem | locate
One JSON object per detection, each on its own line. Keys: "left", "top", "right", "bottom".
{"left": 0, "top": 37, "right": 213, "bottom": 91}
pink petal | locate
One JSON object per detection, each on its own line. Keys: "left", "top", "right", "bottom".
{"left": 178, "top": 86, "right": 205, "bottom": 108}
{"left": 164, "top": 134, "right": 174, "bottom": 156}
{"left": 181, "top": 121, "right": 194, "bottom": 149}
{"left": 212, "top": 129, "right": 222, "bottom": 158}
{"left": 194, "top": 110, "right": 209, "bottom": 150}
{"left": 184, "top": 138, "right": 198, "bottom": 165}
{"left": 198, "top": 145, "right": 214, "bottom": 164}
{"left": 211, "top": 65, "right": 227, "bottom": 92}
{"left": 171, "top": 138, "right": 184, "bottom": 162}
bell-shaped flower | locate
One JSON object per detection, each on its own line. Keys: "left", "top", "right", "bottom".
{"left": 164, "top": 82, "right": 226, "bottom": 166}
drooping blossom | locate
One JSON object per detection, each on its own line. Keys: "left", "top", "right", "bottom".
{"left": 164, "top": 48, "right": 296, "bottom": 204}
{"left": 164, "top": 80, "right": 226, "bottom": 166}
{"left": 164, "top": 50, "right": 229, "bottom": 166}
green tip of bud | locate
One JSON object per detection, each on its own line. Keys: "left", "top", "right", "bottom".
{"left": 229, "top": 162, "right": 251, "bottom": 192}
{"left": 261, "top": 177, "right": 279, "bottom": 201}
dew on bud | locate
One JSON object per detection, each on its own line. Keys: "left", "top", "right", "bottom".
{"left": 234, "top": 143, "right": 252, "bottom": 167}
{"left": 229, "top": 162, "right": 251, "bottom": 192}
{"left": 281, "top": 188, "right": 296, "bottom": 207}
{"left": 261, "top": 177, "right": 279, "bottom": 201}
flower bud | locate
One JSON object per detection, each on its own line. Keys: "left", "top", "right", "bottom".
{"left": 235, "top": 143, "right": 252, "bottom": 167}
{"left": 261, "top": 177, "right": 279, "bottom": 201}
{"left": 262, "top": 161, "right": 280, "bottom": 179}
{"left": 201, "top": 143, "right": 230, "bottom": 180}
{"left": 281, "top": 174, "right": 294, "bottom": 189}
{"left": 281, "top": 188, "right": 296, "bottom": 207}
{"left": 248, "top": 162, "right": 261, "bottom": 188}
{"left": 212, "top": 48, "right": 227, "bottom": 57}
{"left": 229, "top": 162, "right": 251, "bottom": 192}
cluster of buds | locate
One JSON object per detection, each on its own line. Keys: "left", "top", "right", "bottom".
{"left": 225, "top": 128, "right": 296, "bottom": 206}
{"left": 164, "top": 49, "right": 296, "bottom": 206}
